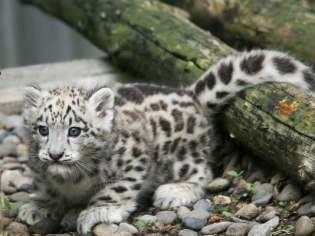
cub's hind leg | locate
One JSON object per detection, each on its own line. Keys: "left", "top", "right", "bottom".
{"left": 153, "top": 159, "right": 213, "bottom": 209}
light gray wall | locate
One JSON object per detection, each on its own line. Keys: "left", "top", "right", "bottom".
{"left": 0, "top": 0, "right": 105, "bottom": 68}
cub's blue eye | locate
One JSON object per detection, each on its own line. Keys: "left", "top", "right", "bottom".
{"left": 38, "top": 126, "right": 49, "bottom": 136}
{"left": 68, "top": 127, "right": 81, "bottom": 137}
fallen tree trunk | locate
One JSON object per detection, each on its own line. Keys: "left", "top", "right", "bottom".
{"left": 20, "top": 0, "right": 234, "bottom": 86}
{"left": 162, "top": 0, "right": 315, "bottom": 66}
{"left": 20, "top": 0, "right": 315, "bottom": 190}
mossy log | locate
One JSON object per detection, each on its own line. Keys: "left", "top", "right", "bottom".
{"left": 21, "top": 0, "right": 315, "bottom": 190}
{"left": 20, "top": 0, "right": 234, "bottom": 86}
{"left": 162, "top": 0, "right": 315, "bottom": 66}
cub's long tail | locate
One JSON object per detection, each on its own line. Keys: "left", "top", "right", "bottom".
{"left": 189, "top": 50, "right": 315, "bottom": 112}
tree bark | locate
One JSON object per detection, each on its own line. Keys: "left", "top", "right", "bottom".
{"left": 162, "top": 0, "right": 315, "bottom": 66}
{"left": 223, "top": 83, "right": 315, "bottom": 191}
{"left": 20, "top": 0, "right": 234, "bottom": 86}
{"left": 20, "top": 0, "right": 315, "bottom": 190}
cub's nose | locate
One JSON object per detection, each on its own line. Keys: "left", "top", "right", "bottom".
{"left": 48, "top": 151, "right": 64, "bottom": 161}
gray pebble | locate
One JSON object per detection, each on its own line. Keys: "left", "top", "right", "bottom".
{"left": 298, "top": 202, "right": 315, "bottom": 216}
{"left": 270, "top": 173, "right": 287, "bottom": 185}
{"left": 256, "top": 206, "right": 277, "bottom": 223}
{"left": 118, "top": 222, "right": 138, "bottom": 234}
{"left": 193, "top": 199, "right": 212, "bottom": 212}
{"left": 252, "top": 193, "right": 273, "bottom": 206}
{"left": 177, "top": 206, "right": 190, "bottom": 219}
{"left": 213, "top": 195, "right": 231, "bottom": 205}
{"left": 201, "top": 221, "right": 233, "bottom": 234}
{"left": 0, "top": 142, "right": 18, "bottom": 157}
{"left": 93, "top": 223, "right": 119, "bottom": 236}
{"left": 235, "top": 203, "right": 260, "bottom": 220}
{"left": 277, "top": 183, "right": 301, "bottom": 202}
{"left": 19, "top": 183, "right": 34, "bottom": 192}
{"left": 2, "top": 170, "right": 22, "bottom": 186}
{"left": 248, "top": 216, "right": 279, "bottom": 236}
{"left": 178, "top": 229, "right": 198, "bottom": 236}
{"left": 3, "top": 134, "right": 21, "bottom": 145}
{"left": 1, "top": 114, "right": 23, "bottom": 130}
{"left": 182, "top": 210, "right": 209, "bottom": 230}
{"left": 230, "top": 216, "right": 260, "bottom": 229}
{"left": 251, "top": 183, "right": 273, "bottom": 202}
{"left": 30, "top": 218, "right": 61, "bottom": 234}
{"left": 208, "top": 177, "right": 230, "bottom": 192}
{"left": 13, "top": 176, "right": 33, "bottom": 189}
{"left": 156, "top": 211, "right": 177, "bottom": 225}
{"left": 226, "top": 223, "right": 251, "bottom": 236}
{"left": 17, "top": 155, "right": 29, "bottom": 163}
{"left": 137, "top": 214, "right": 158, "bottom": 223}
{"left": 0, "top": 130, "right": 10, "bottom": 143}
{"left": 2, "top": 185, "right": 18, "bottom": 194}
{"left": 8, "top": 191, "right": 30, "bottom": 203}
{"left": 4, "top": 222, "right": 29, "bottom": 235}
{"left": 295, "top": 216, "right": 314, "bottom": 236}
{"left": 299, "top": 195, "right": 315, "bottom": 204}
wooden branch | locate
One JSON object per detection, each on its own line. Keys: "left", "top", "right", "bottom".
{"left": 20, "top": 0, "right": 315, "bottom": 190}
{"left": 162, "top": 0, "right": 315, "bottom": 66}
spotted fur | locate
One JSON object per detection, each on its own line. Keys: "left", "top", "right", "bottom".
{"left": 18, "top": 50, "right": 315, "bottom": 234}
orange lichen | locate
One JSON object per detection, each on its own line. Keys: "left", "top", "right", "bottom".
{"left": 275, "top": 98, "right": 299, "bottom": 120}
{"left": 209, "top": 215, "right": 222, "bottom": 223}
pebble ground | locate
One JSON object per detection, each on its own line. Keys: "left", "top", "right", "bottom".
{"left": 1, "top": 112, "right": 315, "bottom": 236}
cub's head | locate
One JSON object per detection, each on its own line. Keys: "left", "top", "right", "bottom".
{"left": 23, "top": 85, "right": 115, "bottom": 177}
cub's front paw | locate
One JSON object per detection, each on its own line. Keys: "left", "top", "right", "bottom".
{"left": 153, "top": 183, "right": 204, "bottom": 209}
{"left": 77, "top": 203, "right": 136, "bottom": 234}
{"left": 18, "top": 202, "right": 47, "bottom": 225}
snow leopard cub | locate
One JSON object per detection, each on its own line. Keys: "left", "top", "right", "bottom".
{"left": 18, "top": 50, "right": 315, "bottom": 234}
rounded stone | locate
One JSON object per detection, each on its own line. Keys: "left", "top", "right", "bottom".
{"left": 256, "top": 206, "right": 277, "bottom": 223}
{"left": 177, "top": 206, "right": 190, "bottom": 219}
{"left": 136, "top": 214, "right": 158, "bottom": 223}
{"left": 235, "top": 203, "right": 260, "bottom": 220}
{"left": 118, "top": 222, "right": 138, "bottom": 234}
{"left": 248, "top": 217, "right": 279, "bottom": 236}
{"left": 19, "top": 183, "right": 34, "bottom": 193}
{"left": 226, "top": 223, "right": 251, "bottom": 236}
{"left": 251, "top": 193, "right": 273, "bottom": 206}
{"left": 208, "top": 177, "right": 230, "bottom": 192}
{"left": 298, "top": 202, "right": 315, "bottom": 216}
{"left": 0, "top": 143, "right": 18, "bottom": 158}
{"left": 181, "top": 210, "right": 210, "bottom": 230}
{"left": 213, "top": 195, "right": 231, "bottom": 205}
{"left": 16, "top": 144, "right": 28, "bottom": 156}
{"left": 2, "top": 217, "right": 13, "bottom": 228}
{"left": 8, "top": 191, "right": 30, "bottom": 203}
{"left": 5, "top": 222, "right": 29, "bottom": 236}
{"left": 178, "top": 229, "right": 198, "bottom": 236}
{"left": 270, "top": 173, "right": 287, "bottom": 185}
{"left": 251, "top": 183, "right": 273, "bottom": 201}
{"left": 156, "top": 211, "right": 177, "bottom": 225}
{"left": 17, "top": 156, "right": 29, "bottom": 163}
{"left": 93, "top": 223, "right": 119, "bottom": 236}
{"left": 295, "top": 216, "right": 314, "bottom": 236}
{"left": 201, "top": 221, "right": 233, "bottom": 234}
{"left": 277, "top": 183, "right": 301, "bottom": 202}
{"left": 193, "top": 199, "right": 212, "bottom": 212}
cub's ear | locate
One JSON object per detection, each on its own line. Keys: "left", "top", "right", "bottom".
{"left": 24, "top": 85, "right": 41, "bottom": 108}
{"left": 88, "top": 87, "right": 114, "bottom": 118}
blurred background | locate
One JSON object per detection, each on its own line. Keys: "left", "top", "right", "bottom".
{"left": 0, "top": 0, "right": 105, "bottom": 68}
